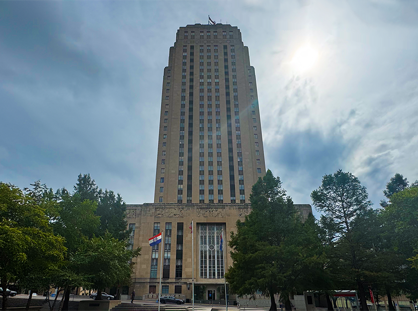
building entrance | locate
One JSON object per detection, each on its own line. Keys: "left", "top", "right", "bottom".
{"left": 208, "top": 290, "right": 215, "bottom": 301}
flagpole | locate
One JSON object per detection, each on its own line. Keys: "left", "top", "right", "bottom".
{"left": 158, "top": 231, "right": 164, "bottom": 311}
{"left": 223, "top": 228, "right": 228, "bottom": 311}
{"left": 192, "top": 220, "right": 195, "bottom": 311}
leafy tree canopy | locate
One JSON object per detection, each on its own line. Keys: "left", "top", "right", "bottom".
{"left": 74, "top": 174, "right": 129, "bottom": 241}
{"left": 226, "top": 170, "right": 325, "bottom": 311}
{"left": 311, "top": 170, "right": 372, "bottom": 311}
{"left": 0, "top": 183, "right": 66, "bottom": 311}
{"left": 73, "top": 232, "right": 140, "bottom": 300}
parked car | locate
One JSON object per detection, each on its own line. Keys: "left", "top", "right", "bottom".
{"left": 158, "top": 296, "right": 184, "bottom": 304}
{"left": 0, "top": 288, "right": 17, "bottom": 297}
{"left": 89, "top": 292, "right": 114, "bottom": 300}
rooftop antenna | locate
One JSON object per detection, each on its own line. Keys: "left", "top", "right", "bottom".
{"left": 208, "top": 15, "right": 216, "bottom": 25}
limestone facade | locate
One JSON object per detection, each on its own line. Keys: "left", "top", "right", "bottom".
{"left": 154, "top": 24, "right": 266, "bottom": 204}
{"left": 126, "top": 203, "right": 312, "bottom": 300}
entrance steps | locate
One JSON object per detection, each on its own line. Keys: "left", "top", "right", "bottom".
{"left": 111, "top": 303, "right": 189, "bottom": 311}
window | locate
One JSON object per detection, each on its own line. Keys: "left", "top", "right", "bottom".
{"left": 159, "top": 196, "right": 163, "bottom": 202}
{"left": 175, "top": 285, "right": 182, "bottom": 294}
{"left": 253, "top": 118, "right": 257, "bottom": 123}
{"left": 253, "top": 126, "right": 257, "bottom": 131}
{"left": 128, "top": 223, "right": 135, "bottom": 250}
{"left": 199, "top": 224, "right": 225, "bottom": 278}
{"left": 162, "top": 285, "right": 169, "bottom": 294}
{"left": 162, "top": 142, "right": 166, "bottom": 147}
{"left": 257, "top": 168, "right": 261, "bottom": 173}
{"left": 160, "top": 187, "right": 164, "bottom": 193}
{"left": 160, "top": 177, "right": 164, "bottom": 183}
{"left": 256, "top": 150, "right": 260, "bottom": 155}
{"left": 161, "top": 159, "right": 165, "bottom": 165}
{"left": 257, "top": 159, "right": 261, "bottom": 165}
{"left": 164, "top": 111, "right": 168, "bottom": 116}
{"left": 150, "top": 223, "right": 160, "bottom": 278}
{"left": 163, "top": 134, "right": 167, "bottom": 139}
{"left": 164, "top": 126, "right": 167, "bottom": 131}
{"left": 164, "top": 119, "right": 168, "bottom": 123}
{"left": 255, "top": 142, "right": 259, "bottom": 147}
{"left": 254, "top": 134, "right": 258, "bottom": 139}
{"left": 176, "top": 223, "right": 183, "bottom": 277}
{"left": 162, "top": 151, "right": 166, "bottom": 156}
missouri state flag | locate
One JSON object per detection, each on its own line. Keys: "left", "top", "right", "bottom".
{"left": 149, "top": 233, "right": 162, "bottom": 246}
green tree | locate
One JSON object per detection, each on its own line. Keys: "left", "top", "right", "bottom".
{"left": 0, "top": 183, "right": 66, "bottom": 311}
{"left": 382, "top": 187, "right": 418, "bottom": 300}
{"left": 53, "top": 189, "right": 100, "bottom": 310}
{"left": 226, "top": 170, "right": 325, "bottom": 311}
{"left": 96, "top": 190, "right": 129, "bottom": 241}
{"left": 380, "top": 174, "right": 409, "bottom": 207}
{"left": 74, "top": 173, "right": 99, "bottom": 203}
{"left": 74, "top": 174, "right": 129, "bottom": 241}
{"left": 311, "top": 169, "right": 372, "bottom": 311}
{"left": 73, "top": 233, "right": 140, "bottom": 300}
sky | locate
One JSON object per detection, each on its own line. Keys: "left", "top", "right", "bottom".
{"left": 1, "top": 0, "right": 418, "bottom": 214}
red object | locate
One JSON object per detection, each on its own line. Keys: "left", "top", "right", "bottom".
{"left": 189, "top": 222, "right": 193, "bottom": 233}
{"left": 369, "top": 289, "right": 375, "bottom": 304}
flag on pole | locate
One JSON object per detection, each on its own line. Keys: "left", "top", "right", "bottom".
{"left": 220, "top": 232, "right": 223, "bottom": 251}
{"left": 149, "top": 233, "right": 162, "bottom": 246}
{"left": 189, "top": 222, "right": 193, "bottom": 233}
{"left": 369, "top": 288, "right": 375, "bottom": 304}
{"left": 208, "top": 15, "right": 216, "bottom": 25}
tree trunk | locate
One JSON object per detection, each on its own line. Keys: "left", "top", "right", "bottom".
{"left": 26, "top": 291, "right": 33, "bottom": 310}
{"left": 269, "top": 294, "right": 277, "bottom": 311}
{"left": 96, "top": 290, "right": 102, "bottom": 300}
{"left": 58, "top": 290, "right": 66, "bottom": 311}
{"left": 49, "top": 289, "right": 61, "bottom": 311}
{"left": 115, "top": 287, "right": 121, "bottom": 300}
{"left": 285, "top": 298, "right": 292, "bottom": 311}
{"left": 61, "top": 288, "right": 70, "bottom": 311}
{"left": 1, "top": 280, "right": 8, "bottom": 311}
{"left": 357, "top": 280, "right": 369, "bottom": 311}
{"left": 2, "top": 291, "right": 7, "bottom": 311}
{"left": 386, "top": 289, "right": 395, "bottom": 311}
{"left": 326, "top": 293, "right": 334, "bottom": 311}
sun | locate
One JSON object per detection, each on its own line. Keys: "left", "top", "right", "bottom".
{"left": 291, "top": 45, "right": 319, "bottom": 72}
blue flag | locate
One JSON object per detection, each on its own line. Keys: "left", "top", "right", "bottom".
{"left": 220, "top": 232, "right": 223, "bottom": 251}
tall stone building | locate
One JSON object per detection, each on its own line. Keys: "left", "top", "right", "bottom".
{"left": 154, "top": 23, "right": 266, "bottom": 204}
{"left": 125, "top": 23, "right": 311, "bottom": 302}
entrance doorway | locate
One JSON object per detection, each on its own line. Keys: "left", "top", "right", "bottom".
{"left": 208, "top": 290, "right": 215, "bottom": 301}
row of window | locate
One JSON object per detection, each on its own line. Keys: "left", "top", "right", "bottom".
{"left": 148, "top": 284, "right": 182, "bottom": 295}
{"left": 159, "top": 68, "right": 172, "bottom": 203}
{"left": 183, "top": 30, "right": 234, "bottom": 40}
{"left": 150, "top": 222, "right": 184, "bottom": 279}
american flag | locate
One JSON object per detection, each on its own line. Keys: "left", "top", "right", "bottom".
{"left": 189, "top": 221, "right": 193, "bottom": 233}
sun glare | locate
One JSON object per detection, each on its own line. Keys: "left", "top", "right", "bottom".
{"left": 291, "top": 45, "right": 318, "bottom": 72}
